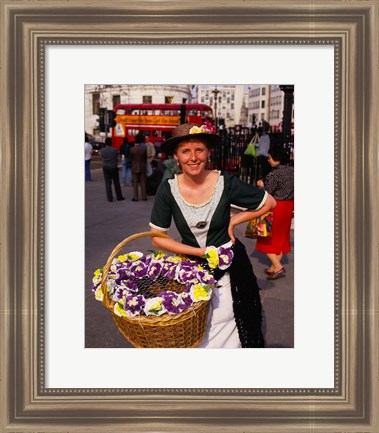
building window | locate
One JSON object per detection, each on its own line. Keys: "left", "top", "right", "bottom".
{"left": 165, "top": 96, "right": 174, "bottom": 103}
{"left": 113, "top": 95, "right": 120, "bottom": 107}
{"left": 92, "top": 92, "right": 100, "bottom": 114}
{"left": 261, "top": 100, "right": 265, "bottom": 108}
{"left": 262, "top": 88, "right": 266, "bottom": 96}
{"left": 231, "top": 103, "right": 234, "bottom": 109}
{"left": 201, "top": 97, "right": 205, "bottom": 103}
{"left": 143, "top": 95, "right": 152, "bottom": 104}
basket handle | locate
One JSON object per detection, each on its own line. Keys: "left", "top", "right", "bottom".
{"left": 100, "top": 231, "right": 169, "bottom": 308}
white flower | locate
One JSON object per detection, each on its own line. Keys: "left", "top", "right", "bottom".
{"left": 144, "top": 297, "right": 167, "bottom": 316}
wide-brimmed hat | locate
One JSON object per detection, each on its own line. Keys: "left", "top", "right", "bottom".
{"left": 161, "top": 123, "right": 221, "bottom": 155}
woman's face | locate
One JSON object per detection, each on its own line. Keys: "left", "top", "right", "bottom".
{"left": 174, "top": 139, "right": 210, "bottom": 176}
{"left": 268, "top": 154, "right": 280, "bottom": 168}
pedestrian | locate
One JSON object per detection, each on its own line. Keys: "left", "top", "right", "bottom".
{"left": 256, "top": 146, "right": 294, "bottom": 280}
{"left": 146, "top": 159, "right": 163, "bottom": 195}
{"left": 145, "top": 135, "right": 156, "bottom": 176}
{"left": 256, "top": 129, "right": 271, "bottom": 180}
{"left": 119, "top": 137, "right": 132, "bottom": 186}
{"left": 149, "top": 122, "right": 276, "bottom": 348}
{"left": 130, "top": 134, "right": 147, "bottom": 201}
{"left": 84, "top": 132, "right": 93, "bottom": 181}
{"left": 99, "top": 137, "right": 125, "bottom": 202}
{"left": 161, "top": 155, "right": 180, "bottom": 182}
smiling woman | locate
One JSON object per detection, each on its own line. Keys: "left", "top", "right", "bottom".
{"left": 149, "top": 122, "right": 276, "bottom": 348}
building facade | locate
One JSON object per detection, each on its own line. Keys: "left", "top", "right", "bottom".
{"left": 247, "top": 84, "right": 294, "bottom": 131}
{"left": 192, "top": 85, "right": 247, "bottom": 128}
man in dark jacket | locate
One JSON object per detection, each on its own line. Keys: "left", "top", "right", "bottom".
{"left": 99, "top": 138, "right": 125, "bottom": 202}
{"left": 130, "top": 134, "right": 147, "bottom": 201}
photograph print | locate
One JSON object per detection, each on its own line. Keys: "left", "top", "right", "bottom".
{"left": 84, "top": 84, "right": 294, "bottom": 349}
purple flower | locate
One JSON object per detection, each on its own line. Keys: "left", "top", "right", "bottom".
{"left": 124, "top": 280, "right": 138, "bottom": 292}
{"left": 180, "top": 292, "right": 193, "bottom": 308}
{"left": 176, "top": 267, "right": 197, "bottom": 284}
{"left": 129, "top": 260, "right": 148, "bottom": 278}
{"left": 147, "top": 261, "right": 163, "bottom": 280}
{"left": 161, "top": 291, "right": 186, "bottom": 315}
{"left": 113, "top": 287, "right": 130, "bottom": 301}
{"left": 124, "top": 293, "right": 145, "bottom": 316}
{"left": 161, "top": 261, "right": 177, "bottom": 279}
{"left": 196, "top": 269, "right": 216, "bottom": 285}
{"left": 140, "top": 254, "right": 153, "bottom": 267}
{"left": 218, "top": 246, "right": 234, "bottom": 270}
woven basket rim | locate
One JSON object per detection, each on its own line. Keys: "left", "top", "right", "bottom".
{"left": 107, "top": 298, "right": 207, "bottom": 327}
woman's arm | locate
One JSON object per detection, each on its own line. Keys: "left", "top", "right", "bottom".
{"left": 228, "top": 194, "right": 276, "bottom": 243}
{"left": 150, "top": 228, "right": 206, "bottom": 257}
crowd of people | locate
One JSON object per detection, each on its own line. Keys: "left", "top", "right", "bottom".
{"left": 85, "top": 123, "right": 294, "bottom": 348}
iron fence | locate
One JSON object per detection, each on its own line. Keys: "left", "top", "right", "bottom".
{"left": 211, "top": 126, "right": 294, "bottom": 184}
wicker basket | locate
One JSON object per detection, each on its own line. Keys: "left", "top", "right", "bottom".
{"left": 100, "top": 232, "right": 209, "bottom": 348}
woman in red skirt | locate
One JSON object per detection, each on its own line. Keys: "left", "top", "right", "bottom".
{"left": 256, "top": 146, "right": 294, "bottom": 280}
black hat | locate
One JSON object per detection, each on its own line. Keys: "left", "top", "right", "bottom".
{"left": 161, "top": 123, "right": 221, "bottom": 156}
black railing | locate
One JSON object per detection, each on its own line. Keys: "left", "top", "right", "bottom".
{"left": 211, "top": 126, "right": 294, "bottom": 184}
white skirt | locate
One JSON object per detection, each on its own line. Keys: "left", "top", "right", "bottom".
{"left": 197, "top": 273, "right": 241, "bottom": 348}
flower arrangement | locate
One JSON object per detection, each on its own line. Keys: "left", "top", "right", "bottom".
{"left": 203, "top": 245, "right": 234, "bottom": 270}
{"left": 92, "top": 245, "right": 233, "bottom": 319}
{"left": 189, "top": 122, "right": 216, "bottom": 136}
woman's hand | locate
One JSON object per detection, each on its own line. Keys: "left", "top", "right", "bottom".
{"left": 256, "top": 179, "right": 264, "bottom": 188}
{"left": 227, "top": 194, "right": 276, "bottom": 243}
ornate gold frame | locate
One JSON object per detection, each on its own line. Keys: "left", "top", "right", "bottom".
{"left": 1, "top": 1, "right": 378, "bottom": 432}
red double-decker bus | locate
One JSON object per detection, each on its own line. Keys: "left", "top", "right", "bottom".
{"left": 111, "top": 103, "right": 213, "bottom": 150}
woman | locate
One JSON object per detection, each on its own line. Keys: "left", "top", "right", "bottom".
{"left": 256, "top": 146, "right": 294, "bottom": 280}
{"left": 149, "top": 123, "right": 276, "bottom": 348}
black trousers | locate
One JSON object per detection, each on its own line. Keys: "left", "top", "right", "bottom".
{"left": 257, "top": 156, "right": 271, "bottom": 180}
{"left": 102, "top": 167, "right": 123, "bottom": 201}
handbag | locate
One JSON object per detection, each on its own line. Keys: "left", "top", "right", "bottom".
{"left": 244, "top": 211, "right": 273, "bottom": 238}
{"left": 244, "top": 143, "right": 256, "bottom": 157}
{"left": 243, "top": 134, "right": 259, "bottom": 157}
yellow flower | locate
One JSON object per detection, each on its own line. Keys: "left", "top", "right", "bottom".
{"left": 150, "top": 299, "right": 162, "bottom": 311}
{"left": 95, "top": 287, "right": 104, "bottom": 301}
{"left": 189, "top": 125, "right": 203, "bottom": 135}
{"left": 168, "top": 255, "right": 183, "bottom": 263}
{"left": 94, "top": 268, "right": 102, "bottom": 277}
{"left": 192, "top": 284, "right": 210, "bottom": 301}
{"left": 126, "top": 251, "right": 143, "bottom": 261}
{"left": 114, "top": 302, "right": 127, "bottom": 317}
{"left": 207, "top": 249, "right": 219, "bottom": 269}
{"left": 155, "top": 251, "right": 166, "bottom": 260}
{"left": 117, "top": 254, "right": 127, "bottom": 262}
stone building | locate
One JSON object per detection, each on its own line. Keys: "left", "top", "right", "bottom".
{"left": 247, "top": 84, "right": 295, "bottom": 131}
{"left": 192, "top": 84, "right": 247, "bottom": 128}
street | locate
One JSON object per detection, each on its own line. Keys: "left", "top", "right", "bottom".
{"left": 85, "top": 159, "right": 294, "bottom": 348}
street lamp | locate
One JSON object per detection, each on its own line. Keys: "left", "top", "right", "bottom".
{"left": 212, "top": 86, "right": 220, "bottom": 130}
{"left": 279, "top": 85, "right": 294, "bottom": 143}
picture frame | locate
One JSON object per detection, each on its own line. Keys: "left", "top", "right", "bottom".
{"left": 1, "top": 1, "right": 378, "bottom": 432}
